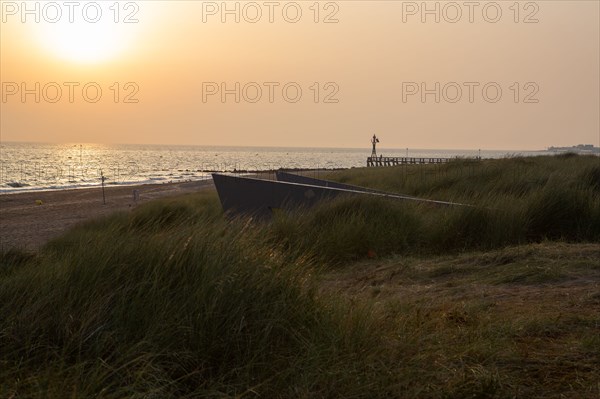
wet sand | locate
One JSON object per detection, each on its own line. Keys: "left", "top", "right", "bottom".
{"left": 0, "top": 180, "right": 214, "bottom": 251}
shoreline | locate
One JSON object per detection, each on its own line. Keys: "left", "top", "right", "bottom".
{"left": 0, "top": 179, "right": 215, "bottom": 251}
{"left": 0, "top": 167, "right": 346, "bottom": 196}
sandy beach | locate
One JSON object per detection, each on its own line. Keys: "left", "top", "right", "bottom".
{"left": 0, "top": 180, "right": 214, "bottom": 251}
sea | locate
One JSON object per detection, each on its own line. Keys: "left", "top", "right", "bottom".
{"left": 0, "top": 142, "right": 549, "bottom": 194}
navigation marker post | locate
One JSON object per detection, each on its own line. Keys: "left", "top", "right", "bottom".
{"left": 371, "top": 134, "right": 380, "bottom": 157}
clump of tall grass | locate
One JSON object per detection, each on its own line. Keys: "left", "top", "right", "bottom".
{"left": 0, "top": 195, "right": 386, "bottom": 397}
{"left": 267, "top": 195, "right": 526, "bottom": 265}
{"left": 579, "top": 162, "right": 600, "bottom": 192}
{"left": 525, "top": 184, "right": 597, "bottom": 240}
{"left": 269, "top": 196, "right": 424, "bottom": 264}
{"left": 329, "top": 154, "right": 599, "bottom": 201}
{"left": 290, "top": 155, "right": 600, "bottom": 264}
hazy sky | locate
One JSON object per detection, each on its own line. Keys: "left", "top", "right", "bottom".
{"left": 1, "top": 0, "right": 599, "bottom": 149}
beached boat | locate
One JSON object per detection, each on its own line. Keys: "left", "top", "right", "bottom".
{"left": 212, "top": 173, "right": 467, "bottom": 218}
{"left": 212, "top": 173, "right": 343, "bottom": 218}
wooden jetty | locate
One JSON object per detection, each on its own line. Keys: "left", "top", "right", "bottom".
{"left": 367, "top": 156, "right": 480, "bottom": 167}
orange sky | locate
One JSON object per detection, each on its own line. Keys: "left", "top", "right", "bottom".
{"left": 1, "top": 1, "right": 599, "bottom": 149}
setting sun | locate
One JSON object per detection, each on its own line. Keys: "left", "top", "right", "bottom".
{"left": 26, "top": 1, "right": 145, "bottom": 64}
{"left": 35, "top": 20, "right": 128, "bottom": 63}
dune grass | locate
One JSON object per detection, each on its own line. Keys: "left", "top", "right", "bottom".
{"left": 1, "top": 155, "right": 599, "bottom": 397}
{"left": 269, "top": 155, "right": 599, "bottom": 265}
{"left": 0, "top": 196, "right": 388, "bottom": 397}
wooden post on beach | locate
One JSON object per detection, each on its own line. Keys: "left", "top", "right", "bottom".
{"left": 101, "top": 170, "right": 106, "bottom": 205}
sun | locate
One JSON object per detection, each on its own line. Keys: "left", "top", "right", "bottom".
{"left": 32, "top": 2, "right": 144, "bottom": 64}
{"left": 37, "top": 22, "right": 126, "bottom": 64}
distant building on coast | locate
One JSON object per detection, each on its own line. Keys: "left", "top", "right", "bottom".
{"left": 548, "top": 144, "right": 600, "bottom": 154}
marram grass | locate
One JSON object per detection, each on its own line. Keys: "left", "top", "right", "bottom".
{"left": 1, "top": 204, "right": 386, "bottom": 398}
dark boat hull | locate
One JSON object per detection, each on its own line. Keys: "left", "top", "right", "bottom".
{"left": 212, "top": 173, "right": 346, "bottom": 218}
{"left": 212, "top": 173, "right": 467, "bottom": 218}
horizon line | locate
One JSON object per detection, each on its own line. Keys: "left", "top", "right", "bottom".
{"left": 0, "top": 140, "right": 564, "bottom": 153}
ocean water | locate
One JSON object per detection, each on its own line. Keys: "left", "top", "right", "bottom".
{"left": 0, "top": 142, "right": 546, "bottom": 194}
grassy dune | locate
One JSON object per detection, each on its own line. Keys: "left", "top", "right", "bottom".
{"left": 1, "top": 155, "right": 599, "bottom": 398}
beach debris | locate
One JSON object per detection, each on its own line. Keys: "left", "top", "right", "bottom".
{"left": 35, "top": 200, "right": 43, "bottom": 206}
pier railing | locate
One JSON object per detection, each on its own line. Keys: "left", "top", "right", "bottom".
{"left": 367, "top": 156, "right": 481, "bottom": 167}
